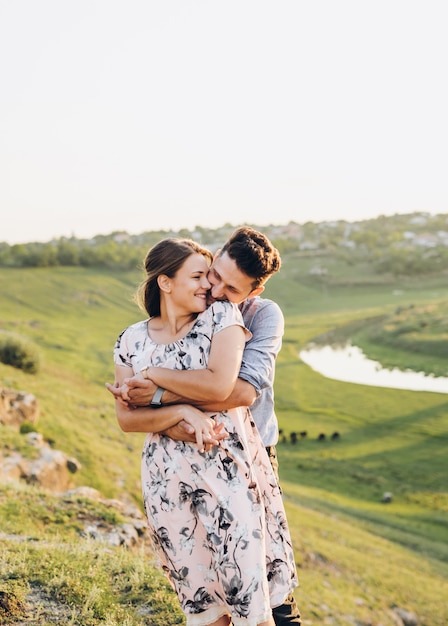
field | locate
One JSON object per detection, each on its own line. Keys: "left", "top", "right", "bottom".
{"left": 0, "top": 258, "right": 447, "bottom": 625}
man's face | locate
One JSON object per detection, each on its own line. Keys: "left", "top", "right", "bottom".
{"left": 207, "top": 251, "right": 264, "bottom": 304}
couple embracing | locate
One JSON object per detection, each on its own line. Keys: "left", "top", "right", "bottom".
{"left": 107, "top": 227, "right": 301, "bottom": 626}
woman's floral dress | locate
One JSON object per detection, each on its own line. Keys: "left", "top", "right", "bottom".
{"left": 114, "top": 301, "right": 298, "bottom": 626}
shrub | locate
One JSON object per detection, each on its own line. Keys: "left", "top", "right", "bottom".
{"left": 0, "top": 331, "right": 40, "bottom": 373}
{"left": 19, "top": 422, "right": 38, "bottom": 435}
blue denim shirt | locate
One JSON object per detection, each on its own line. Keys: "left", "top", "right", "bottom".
{"left": 238, "top": 297, "right": 284, "bottom": 446}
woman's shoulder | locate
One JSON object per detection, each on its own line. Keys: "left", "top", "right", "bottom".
{"left": 208, "top": 300, "right": 238, "bottom": 314}
{"left": 116, "top": 319, "right": 148, "bottom": 342}
{"left": 206, "top": 300, "right": 242, "bottom": 321}
{"left": 198, "top": 300, "right": 244, "bottom": 328}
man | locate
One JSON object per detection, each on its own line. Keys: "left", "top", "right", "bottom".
{"left": 107, "top": 226, "right": 301, "bottom": 625}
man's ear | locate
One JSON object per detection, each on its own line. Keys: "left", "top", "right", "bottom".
{"left": 213, "top": 249, "right": 221, "bottom": 262}
{"left": 157, "top": 274, "right": 171, "bottom": 293}
{"left": 247, "top": 285, "right": 265, "bottom": 299}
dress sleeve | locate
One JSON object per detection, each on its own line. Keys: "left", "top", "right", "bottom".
{"left": 113, "top": 327, "right": 133, "bottom": 368}
{"left": 210, "top": 301, "right": 252, "bottom": 341}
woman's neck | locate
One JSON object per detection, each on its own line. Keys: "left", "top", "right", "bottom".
{"left": 149, "top": 310, "right": 197, "bottom": 342}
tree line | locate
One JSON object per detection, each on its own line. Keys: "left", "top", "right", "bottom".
{"left": 2, "top": 213, "right": 448, "bottom": 276}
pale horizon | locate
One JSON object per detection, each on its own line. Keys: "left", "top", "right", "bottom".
{"left": 1, "top": 1, "right": 447, "bottom": 245}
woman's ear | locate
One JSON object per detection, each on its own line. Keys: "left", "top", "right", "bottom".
{"left": 157, "top": 274, "right": 171, "bottom": 293}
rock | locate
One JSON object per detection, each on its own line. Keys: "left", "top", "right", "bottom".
{"left": 25, "top": 432, "right": 44, "bottom": 446}
{"left": 0, "top": 432, "right": 82, "bottom": 492}
{"left": 63, "top": 486, "right": 151, "bottom": 549}
{"left": 1, "top": 452, "right": 28, "bottom": 481}
{"left": 393, "top": 607, "right": 419, "bottom": 626}
{"left": 63, "top": 486, "right": 102, "bottom": 500}
{"left": 0, "top": 388, "right": 39, "bottom": 429}
{"left": 118, "top": 523, "right": 140, "bottom": 546}
{"left": 81, "top": 518, "right": 144, "bottom": 549}
{"left": 27, "top": 448, "right": 75, "bottom": 491}
{"left": 66, "top": 457, "right": 82, "bottom": 473}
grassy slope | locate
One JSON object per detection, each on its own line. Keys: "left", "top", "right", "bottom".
{"left": 1, "top": 262, "right": 447, "bottom": 625}
{"left": 0, "top": 267, "right": 145, "bottom": 500}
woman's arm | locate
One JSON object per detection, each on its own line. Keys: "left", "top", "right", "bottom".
{"left": 141, "top": 325, "right": 247, "bottom": 402}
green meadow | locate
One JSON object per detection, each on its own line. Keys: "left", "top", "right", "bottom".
{"left": 0, "top": 259, "right": 447, "bottom": 625}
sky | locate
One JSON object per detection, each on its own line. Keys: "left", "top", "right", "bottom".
{"left": 1, "top": 0, "right": 447, "bottom": 245}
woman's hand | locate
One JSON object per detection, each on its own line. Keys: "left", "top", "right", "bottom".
{"left": 176, "top": 405, "right": 228, "bottom": 452}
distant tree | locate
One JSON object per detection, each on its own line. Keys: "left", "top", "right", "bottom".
{"left": 271, "top": 237, "right": 299, "bottom": 255}
{"left": 178, "top": 228, "right": 192, "bottom": 239}
{"left": 57, "top": 240, "right": 80, "bottom": 266}
{"left": 350, "top": 229, "right": 381, "bottom": 249}
{"left": 194, "top": 226, "right": 216, "bottom": 245}
{"left": 0, "top": 243, "right": 13, "bottom": 266}
{"left": 374, "top": 247, "right": 444, "bottom": 276}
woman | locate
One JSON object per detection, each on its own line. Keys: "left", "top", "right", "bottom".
{"left": 111, "top": 238, "right": 297, "bottom": 626}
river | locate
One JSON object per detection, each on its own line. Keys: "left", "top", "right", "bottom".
{"left": 299, "top": 343, "right": 448, "bottom": 394}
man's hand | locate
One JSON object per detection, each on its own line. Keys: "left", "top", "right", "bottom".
{"left": 125, "top": 376, "right": 158, "bottom": 406}
{"left": 105, "top": 381, "right": 133, "bottom": 407}
{"left": 161, "top": 419, "right": 228, "bottom": 450}
{"left": 105, "top": 376, "right": 157, "bottom": 406}
{"left": 161, "top": 420, "right": 196, "bottom": 442}
{"left": 161, "top": 412, "right": 229, "bottom": 452}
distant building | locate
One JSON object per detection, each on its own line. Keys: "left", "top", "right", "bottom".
{"left": 409, "top": 215, "right": 428, "bottom": 225}
{"left": 112, "top": 233, "right": 131, "bottom": 244}
{"left": 340, "top": 239, "right": 356, "bottom": 248}
{"left": 300, "top": 241, "right": 319, "bottom": 250}
{"left": 413, "top": 233, "right": 439, "bottom": 247}
{"left": 437, "top": 231, "right": 448, "bottom": 245}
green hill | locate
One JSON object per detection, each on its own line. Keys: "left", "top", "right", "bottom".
{"left": 1, "top": 260, "right": 447, "bottom": 625}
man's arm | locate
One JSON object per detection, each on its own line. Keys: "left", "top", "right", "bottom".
{"left": 236, "top": 299, "right": 284, "bottom": 397}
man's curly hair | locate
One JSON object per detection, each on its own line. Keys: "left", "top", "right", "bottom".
{"left": 220, "top": 226, "right": 281, "bottom": 289}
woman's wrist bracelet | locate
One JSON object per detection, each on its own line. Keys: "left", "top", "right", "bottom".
{"left": 140, "top": 365, "right": 151, "bottom": 379}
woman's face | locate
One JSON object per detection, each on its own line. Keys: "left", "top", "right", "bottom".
{"left": 168, "top": 253, "right": 211, "bottom": 313}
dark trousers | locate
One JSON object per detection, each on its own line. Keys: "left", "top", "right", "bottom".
{"left": 266, "top": 446, "right": 302, "bottom": 626}
{"left": 272, "top": 596, "right": 302, "bottom": 626}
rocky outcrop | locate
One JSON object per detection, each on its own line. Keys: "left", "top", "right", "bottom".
{"left": 0, "top": 385, "right": 149, "bottom": 548}
{"left": 0, "top": 387, "right": 39, "bottom": 429}
{"left": 64, "top": 486, "right": 150, "bottom": 549}
{"left": 0, "top": 385, "right": 81, "bottom": 491}
{"left": 0, "top": 486, "right": 151, "bottom": 551}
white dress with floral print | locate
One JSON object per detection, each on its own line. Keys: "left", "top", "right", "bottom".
{"left": 114, "top": 301, "right": 298, "bottom": 626}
